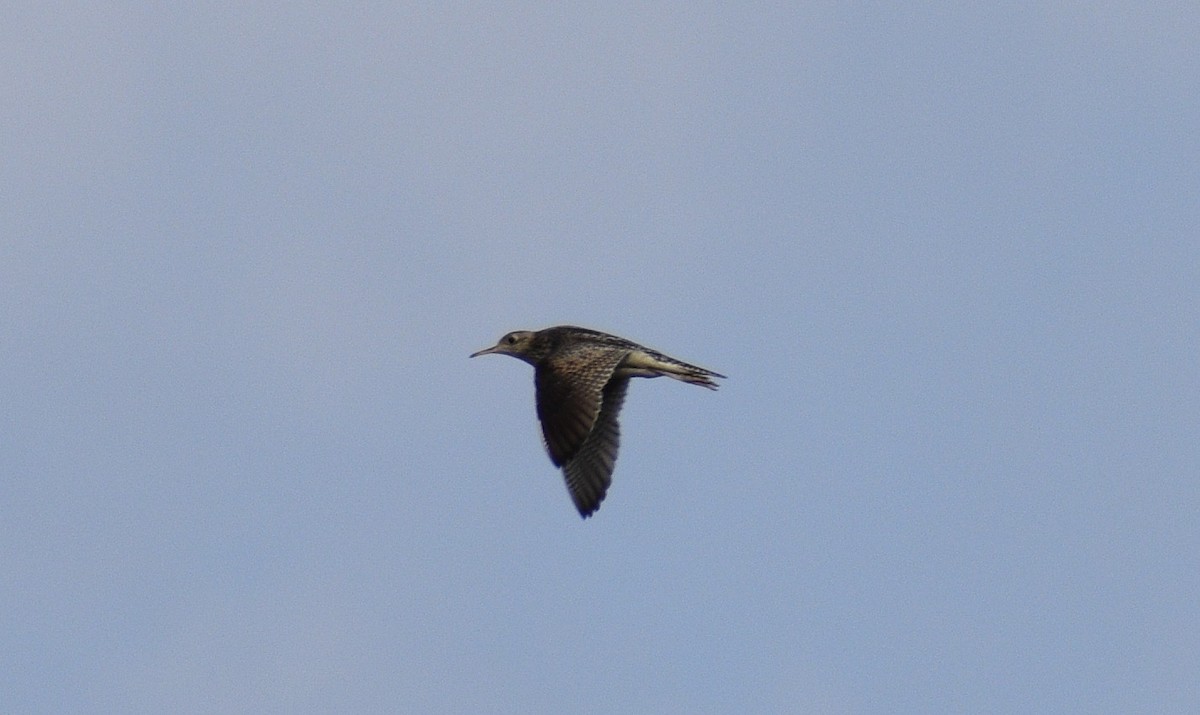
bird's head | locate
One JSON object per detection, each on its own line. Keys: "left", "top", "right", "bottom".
{"left": 470, "top": 330, "right": 539, "bottom": 363}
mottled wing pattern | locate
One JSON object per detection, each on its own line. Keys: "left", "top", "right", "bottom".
{"left": 562, "top": 377, "right": 628, "bottom": 518}
{"left": 534, "top": 345, "right": 628, "bottom": 466}
{"left": 553, "top": 326, "right": 644, "bottom": 351}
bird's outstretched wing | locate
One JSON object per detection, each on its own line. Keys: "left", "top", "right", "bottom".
{"left": 562, "top": 377, "right": 628, "bottom": 518}
{"left": 534, "top": 345, "right": 627, "bottom": 466}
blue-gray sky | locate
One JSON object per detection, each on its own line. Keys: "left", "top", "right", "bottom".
{"left": 3, "top": 4, "right": 1197, "bottom": 713}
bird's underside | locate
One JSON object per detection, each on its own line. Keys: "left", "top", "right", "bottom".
{"left": 471, "top": 326, "right": 725, "bottom": 518}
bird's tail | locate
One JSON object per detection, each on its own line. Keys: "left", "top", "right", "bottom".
{"left": 668, "top": 364, "right": 725, "bottom": 390}
{"left": 620, "top": 349, "right": 726, "bottom": 390}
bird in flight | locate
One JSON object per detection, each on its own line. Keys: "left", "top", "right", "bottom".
{"left": 470, "top": 325, "right": 724, "bottom": 518}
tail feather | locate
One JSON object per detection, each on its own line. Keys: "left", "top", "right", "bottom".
{"left": 669, "top": 366, "right": 724, "bottom": 390}
{"left": 651, "top": 356, "right": 725, "bottom": 390}
{"left": 619, "top": 348, "right": 725, "bottom": 389}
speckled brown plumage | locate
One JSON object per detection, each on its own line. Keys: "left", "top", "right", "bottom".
{"left": 471, "top": 326, "right": 725, "bottom": 518}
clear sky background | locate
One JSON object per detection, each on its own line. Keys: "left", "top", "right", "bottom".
{"left": 3, "top": 4, "right": 1197, "bottom": 713}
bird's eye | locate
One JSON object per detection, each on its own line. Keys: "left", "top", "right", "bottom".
{"left": 505, "top": 334, "right": 518, "bottom": 344}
